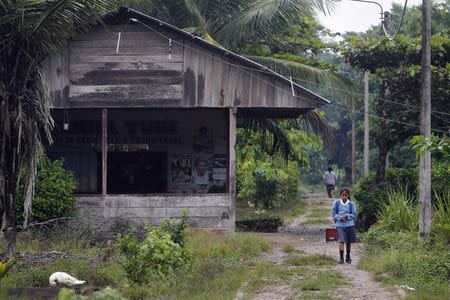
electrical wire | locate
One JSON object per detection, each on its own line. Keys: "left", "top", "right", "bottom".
{"left": 122, "top": 17, "right": 449, "bottom": 134}
{"left": 129, "top": 17, "right": 449, "bottom": 118}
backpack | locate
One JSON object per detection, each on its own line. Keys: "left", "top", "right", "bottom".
{"left": 332, "top": 200, "right": 354, "bottom": 222}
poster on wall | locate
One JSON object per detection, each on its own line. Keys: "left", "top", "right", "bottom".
{"left": 191, "top": 155, "right": 213, "bottom": 185}
{"left": 193, "top": 125, "right": 213, "bottom": 154}
{"left": 170, "top": 154, "right": 193, "bottom": 184}
{"left": 212, "top": 154, "right": 227, "bottom": 181}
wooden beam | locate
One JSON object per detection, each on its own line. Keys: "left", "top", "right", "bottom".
{"left": 228, "top": 108, "right": 237, "bottom": 232}
{"left": 102, "top": 108, "right": 108, "bottom": 195}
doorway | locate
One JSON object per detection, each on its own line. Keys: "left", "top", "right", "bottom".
{"left": 107, "top": 152, "right": 167, "bottom": 194}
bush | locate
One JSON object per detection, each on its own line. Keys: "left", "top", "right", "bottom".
{"left": 118, "top": 225, "right": 189, "bottom": 285}
{"left": 355, "top": 162, "right": 450, "bottom": 230}
{"left": 353, "top": 168, "right": 417, "bottom": 230}
{"left": 238, "top": 161, "right": 298, "bottom": 210}
{"left": 362, "top": 228, "right": 450, "bottom": 294}
{"left": 432, "top": 191, "right": 450, "bottom": 244}
{"left": 15, "top": 155, "right": 77, "bottom": 224}
{"left": 376, "top": 188, "right": 418, "bottom": 232}
{"left": 160, "top": 212, "right": 190, "bottom": 261}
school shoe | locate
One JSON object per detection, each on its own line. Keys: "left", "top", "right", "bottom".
{"left": 338, "top": 258, "right": 344, "bottom": 264}
{"left": 345, "top": 257, "right": 352, "bottom": 264}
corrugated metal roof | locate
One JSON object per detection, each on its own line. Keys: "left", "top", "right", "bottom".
{"left": 126, "top": 7, "right": 330, "bottom": 106}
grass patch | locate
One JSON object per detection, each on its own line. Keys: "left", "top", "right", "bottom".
{"left": 361, "top": 227, "right": 450, "bottom": 299}
{"left": 308, "top": 209, "right": 330, "bottom": 219}
{"left": 284, "top": 254, "right": 335, "bottom": 267}
{"left": 236, "top": 198, "right": 307, "bottom": 221}
{"left": 282, "top": 245, "right": 304, "bottom": 254}
{"left": 244, "top": 260, "right": 343, "bottom": 299}
{"left": 301, "top": 218, "right": 331, "bottom": 225}
{"left": 2, "top": 257, "right": 125, "bottom": 289}
{"left": 294, "top": 270, "right": 343, "bottom": 291}
{"left": 189, "top": 231, "right": 271, "bottom": 259}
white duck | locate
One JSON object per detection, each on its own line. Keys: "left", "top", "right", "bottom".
{"left": 49, "top": 272, "right": 86, "bottom": 288}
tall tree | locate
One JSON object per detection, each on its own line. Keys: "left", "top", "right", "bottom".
{"left": 0, "top": 0, "right": 123, "bottom": 257}
{"left": 342, "top": 34, "right": 450, "bottom": 184}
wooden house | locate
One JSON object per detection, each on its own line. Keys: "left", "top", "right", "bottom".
{"left": 42, "top": 7, "right": 329, "bottom": 232}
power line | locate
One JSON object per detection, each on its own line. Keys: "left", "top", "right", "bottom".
{"left": 127, "top": 18, "right": 449, "bottom": 135}
{"left": 131, "top": 17, "right": 450, "bottom": 118}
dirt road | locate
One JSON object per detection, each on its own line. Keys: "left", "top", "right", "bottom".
{"left": 240, "top": 194, "right": 397, "bottom": 300}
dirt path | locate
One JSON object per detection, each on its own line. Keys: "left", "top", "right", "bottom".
{"left": 241, "top": 194, "right": 397, "bottom": 300}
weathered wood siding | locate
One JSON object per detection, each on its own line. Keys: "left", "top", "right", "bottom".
{"left": 69, "top": 25, "right": 184, "bottom": 107}
{"left": 76, "top": 194, "right": 231, "bottom": 230}
{"left": 42, "top": 22, "right": 317, "bottom": 110}
{"left": 182, "top": 40, "right": 313, "bottom": 109}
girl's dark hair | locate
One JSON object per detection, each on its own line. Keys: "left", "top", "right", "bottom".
{"left": 327, "top": 167, "right": 333, "bottom": 172}
{"left": 340, "top": 187, "right": 350, "bottom": 197}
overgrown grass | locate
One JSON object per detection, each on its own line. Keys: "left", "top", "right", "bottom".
{"left": 189, "top": 231, "right": 271, "bottom": 259}
{"left": 308, "top": 209, "right": 330, "bottom": 219}
{"left": 236, "top": 197, "right": 307, "bottom": 221}
{"left": 300, "top": 218, "right": 331, "bottom": 225}
{"left": 244, "top": 254, "right": 343, "bottom": 299}
{"left": 361, "top": 189, "right": 450, "bottom": 299}
{"left": 284, "top": 254, "right": 335, "bottom": 267}
{"left": 376, "top": 188, "right": 418, "bottom": 232}
{"left": 3, "top": 228, "right": 273, "bottom": 299}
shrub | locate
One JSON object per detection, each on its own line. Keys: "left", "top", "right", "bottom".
{"left": 353, "top": 168, "right": 417, "bottom": 230}
{"left": 355, "top": 161, "right": 450, "bottom": 230}
{"left": 14, "top": 155, "right": 77, "bottom": 224}
{"left": 432, "top": 191, "right": 450, "bottom": 244}
{"left": 118, "top": 226, "right": 188, "bottom": 285}
{"left": 362, "top": 229, "right": 450, "bottom": 294}
{"left": 432, "top": 160, "right": 450, "bottom": 196}
{"left": 160, "top": 212, "right": 190, "bottom": 260}
{"left": 376, "top": 188, "right": 418, "bottom": 232}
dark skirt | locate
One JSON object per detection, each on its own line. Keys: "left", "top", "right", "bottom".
{"left": 337, "top": 226, "right": 356, "bottom": 243}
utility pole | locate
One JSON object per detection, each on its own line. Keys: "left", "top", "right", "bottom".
{"left": 419, "top": 0, "right": 431, "bottom": 238}
{"left": 364, "top": 71, "right": 369, "bottom": 175}
{"left": 351, "top": 99, "right": 356, "bottom": 184}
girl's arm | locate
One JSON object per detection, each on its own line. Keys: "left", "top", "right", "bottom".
{"left": 347, "top": 201, "right": 357, "bottom": 219}
{"left": 331, "top": 201, "right": 340, "bottom": 222}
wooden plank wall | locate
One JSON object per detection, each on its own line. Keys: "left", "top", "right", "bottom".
{"left": 41, "top": 21, "right": 316, "bottom": 109}
{"left": 41, "top": 45, "right": 69, "bottom": 107}
{"left": 182, "top": 41, "right": 309, "bottom": 109}
{"left": 69, "top": 24, "right": 184, "bottom": 107}
{"left": 76, "top": 194, "right": 231, "bottom": 230}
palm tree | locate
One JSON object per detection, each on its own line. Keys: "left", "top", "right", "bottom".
{"left": 0, "top": 0, "right": 123, "bottom": 257}
{"left": 134, "top": 0, "right": 354, "bottom": 157}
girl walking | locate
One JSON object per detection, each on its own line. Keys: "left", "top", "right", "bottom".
{"left": 331, "top": 187, "right": 357, "bottom": 264}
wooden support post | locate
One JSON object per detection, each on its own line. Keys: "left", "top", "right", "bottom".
{"left": 419, "top": 0, "right": 432, "bottom": 238}
{"left": 102, "top": 108, "right": 108, "bottom": 196}
{"left": 363, "top": 71, "right": 369, "bottom": 176}
{"left": 228, "top": 108, "right": 237, "bottom": 232}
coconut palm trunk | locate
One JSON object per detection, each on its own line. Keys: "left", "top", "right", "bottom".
{"left": 0, "top": 0, "right": 123, "bottom": 257}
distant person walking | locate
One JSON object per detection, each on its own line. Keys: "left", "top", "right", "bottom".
{"left": 332, "top": 187, "right": 357, "bottom": 264}
{"left": 323, "top": 167, "right": 337, "bottom": 198}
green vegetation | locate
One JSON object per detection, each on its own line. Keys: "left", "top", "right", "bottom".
{"left": 118, "top": 227, "right": 188, "bottom": 285}
{"left": 360, "top": 189, "right": 450, "bottom": 299}
{"left": 16, "top": 156, "right": 77, "bottom": 224}
{"left": 353, "top": 165, "right": 449, "bottom": 230}
{"left": 2, "top": 226, "right": 271, "bottom": 299}
{"left": 244, "top": 254, "right": 343, "bottom": 299}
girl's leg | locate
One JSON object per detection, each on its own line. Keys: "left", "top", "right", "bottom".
{"left": 338, "top": 242, "right": 345, "bottom": 263}
{"left": 346, "top": 243, "right": 351, "bottom": 263}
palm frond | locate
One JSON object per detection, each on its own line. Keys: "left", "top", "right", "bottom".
{"left": 238, "top": 110, "right": 334, "bottom": 162}
{"left": 246, "top": 55, "right": 358, "bottom": 106}
{"left": 214, "top": 0, "right": 337, "bottom": 49}
{"left": 238, "top": 118, "right": 299, "bottom": 162}
{"left": 295, "top": 110, "right": 335, "bottom": 154}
